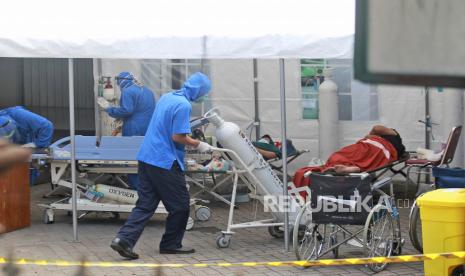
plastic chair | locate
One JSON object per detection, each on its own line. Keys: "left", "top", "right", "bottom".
{"left": 404, "top": 125, "right": 462, "bottom": 195}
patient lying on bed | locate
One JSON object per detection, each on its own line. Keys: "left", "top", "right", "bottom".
{"left": 294, "top": 125, "right": 405, "bottom": 187}
{"left": 252, "top": 135, "right": 297, "bottom": 160}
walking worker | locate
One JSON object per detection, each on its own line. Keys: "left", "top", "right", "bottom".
{"left": 111, "top": 72, "right": 212, "bottom": 259}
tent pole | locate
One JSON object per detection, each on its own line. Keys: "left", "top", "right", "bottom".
{"left": 425, "top": 86, "right": 431, "bottom": 149}
{"left": 69, "top": 58, "right": 78, "bottom": 242}
{"left": 253, "top": 59, "right": 260, "bottom": 140}
{"left": 200, "top": 35, "right": 207, "bottom": 74}
{"left": 201, "top": 36, "right": 207, "bottom": 123}
{"left": 95, "top": 59, "right": 102, "bottom": 147}
{"left": 425, "top": 87, "right": 431, "bottom": 184}
{"left": 279, "top": 58, "right": 289, "bottom": 251}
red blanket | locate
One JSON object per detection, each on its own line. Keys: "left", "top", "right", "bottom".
{"left": 293, "top": 136, "right": 398, "bottom": 189}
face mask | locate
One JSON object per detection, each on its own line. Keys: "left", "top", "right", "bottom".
{"left": 195, "top": 95, "right": 206, "bottom": 103}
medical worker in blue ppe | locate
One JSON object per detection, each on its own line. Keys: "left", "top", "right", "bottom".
{"left": 97, "top": 71, "right": 155, "bottom": 136}
{"left": 0, "top": 106, "right": 53, "bottom": 148}
{"left": 111, "top": 72, "right": 212, "bottom": 259}
{"left": 0, "top": 107, "right": 54, "bottom": 185}
{"left": 97, "top": 72, "right": 156, "bottom": 190}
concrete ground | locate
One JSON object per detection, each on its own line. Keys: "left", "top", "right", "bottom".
{"left": 0, "top": 183, "right": 424, "bottom": 275}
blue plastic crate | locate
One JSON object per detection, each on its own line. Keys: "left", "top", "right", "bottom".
{"left": 432, "top": 167, "right": 465, "bottom": 188}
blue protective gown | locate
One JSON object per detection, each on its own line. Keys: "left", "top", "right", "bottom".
{"left": 0, "top": 106, "right": 54, "bottom": 148}
{"left": 137, "top": 72, "right": 211, "bottom": 171}
{"left": 106, "top": 85, "right": 156, "bottom": 136}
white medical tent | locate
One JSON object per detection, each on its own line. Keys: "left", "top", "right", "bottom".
{"left": 1, "top": 0, "right": 463, "bottom": 248}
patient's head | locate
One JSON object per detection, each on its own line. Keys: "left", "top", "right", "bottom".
{"left": 258, "top": 134, "right": 273, "bottom": 144}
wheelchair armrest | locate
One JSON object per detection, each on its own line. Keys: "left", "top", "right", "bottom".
{"left": 371, "top": 177, "right": 392, "bottom": 191}
{"left": 348, "top": 172, "right": 370, "bottom": 179}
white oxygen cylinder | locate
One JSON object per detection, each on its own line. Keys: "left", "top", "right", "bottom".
{"left": 103, "top": 77, "right": 115, "bottom": 101}
{"left": 95, "top": 184, "right": 138, "bottom": 204}
{"left": 204, "top": 109, "right": 300, "bottom": 221}
{"left": 318, "top": 69, "right": 339, "bottom": 161}
{"left": 103, "top": 87, "right": 115, "bottom": 101}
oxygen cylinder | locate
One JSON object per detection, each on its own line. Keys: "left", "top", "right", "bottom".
{"left": 95, "top": 184, "right": 138, "bottom": 204}
{"left": 103, "top": 77, "right": 115, "bottom": 101}
{"left": 97, "top": 78, "right": 104, "bottom": 97}
{"left": 205, "top": 109, "right": 300, "bottom": 221}
{"left": 318, "top": 68, "right": 339, "bottom": 160}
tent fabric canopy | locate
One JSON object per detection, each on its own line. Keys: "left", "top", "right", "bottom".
{"left": 0, "top": 0, "right": 356, "bottom": 245}
{"left": 0, "top": 0, "right": 354, "bottom": 59}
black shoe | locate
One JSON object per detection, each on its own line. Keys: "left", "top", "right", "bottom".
{"left": 111, "top": 238, "right": 139, "bottom": 260}
{"left": 159, "top": 246, "right": 195, "bottom": 254}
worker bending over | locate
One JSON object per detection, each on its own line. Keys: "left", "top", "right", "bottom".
{"left": 0, "top": 106, "right": 53, "bottom": 148}
{"left": 0, "top": 106, "right": 54, "bottom": 185}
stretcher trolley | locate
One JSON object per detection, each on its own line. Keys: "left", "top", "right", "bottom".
{"left": 38, "top": 136, "right": 210, "bottom": 230}
{"left": 292, "top": 172, "right": 403, "bottom": 272}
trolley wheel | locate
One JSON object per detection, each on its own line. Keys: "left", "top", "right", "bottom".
{"left": 216, "top": 234, "right": 231, "bottom": 249}
{"left": 186, "top": 217, "right": 194, "bottom": 231}
{"left": 293, "top": 202, "right": 324, "bottom": 261}
{"left": 392, "top": 240, "right": 402, "bottom": 256}
{"left": 268, "top": 226, "right": 284, "bottom": 238}
{"left": 43, "top": 209, "right": 54, "bottom": 224}
{"left": 194, "top": 205, "right": 211, "bottom": 221}
{"left": 363, "top": 204, "right": 394, "bottom": 273}
{"left": 408, "top": 201, "right": 423, "bottom": 253}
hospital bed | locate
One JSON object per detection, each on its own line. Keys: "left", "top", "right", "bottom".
{"left": 38, "top": 136, "right": 211, "bottom": 229}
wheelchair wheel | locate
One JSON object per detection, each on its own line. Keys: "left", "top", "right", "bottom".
{"left": 392, "top": 216, "right": 403, "bottom": 256}
{"left": 293, "top": 202, "right": 324, "bottom": 260}
{"left": 363, "top": 204, "right": 394, "bottom": 273}
{"left": 391, "top": 203, "right": 403, "bottom": 256}
{"left": 409, "top": 201, "right": 423, "bottom": 253}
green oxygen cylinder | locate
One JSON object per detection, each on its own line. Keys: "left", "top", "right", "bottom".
{"left": 98, "top": 77, "right": 104, "bottom": 97}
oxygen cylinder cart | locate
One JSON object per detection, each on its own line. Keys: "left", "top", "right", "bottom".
{"left": 203, "top": 108, "right": 305, "bottom": 248}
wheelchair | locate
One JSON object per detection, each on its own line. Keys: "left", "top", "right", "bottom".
{"left": 292, "top": 172, "right": 402, "bottom": 272}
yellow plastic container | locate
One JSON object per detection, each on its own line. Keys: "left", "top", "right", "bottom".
{"left": 417, "top": 188, "right": 465, "bottom": 275}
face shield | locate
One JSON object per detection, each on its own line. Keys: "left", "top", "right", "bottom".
{"left": 115, "top": 72, "right": 141, "bottom": 89}
{"left": 115, "top": 75, "right": 133, "bottom": 86}
{"left": 0, "top": 118, "right": 18, "bottom": 142}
